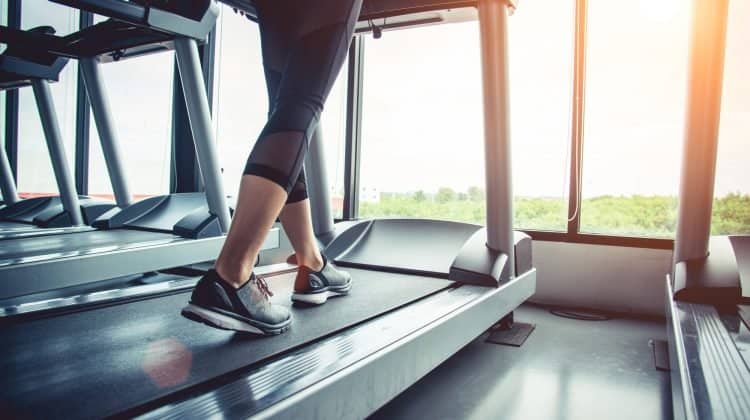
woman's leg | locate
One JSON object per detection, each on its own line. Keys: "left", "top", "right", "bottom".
{"left": 183, "top": 0, "right": 362, "bottom": 334}
{"left": 215, "top": 174, "right": 288, "bottom": 287}
{"left": 260, "top": 69, "right": 322, "bottom": 274}
{"left": 279, "top": 198, "right": 323, "bottom": 268}
{"left": 216, "top": 0, "right": 361, "bottom": 286}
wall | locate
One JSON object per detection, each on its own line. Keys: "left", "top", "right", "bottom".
{"left": 529, "top": 241, "right": 673, "bottom": 317}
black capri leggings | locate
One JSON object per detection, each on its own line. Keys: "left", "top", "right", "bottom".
{"left": 244, "top": 0, "right": 363, "bottom": 203}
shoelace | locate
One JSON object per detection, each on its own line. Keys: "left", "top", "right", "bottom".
{"left": 253, "top": 275, "right": 274, "bottom": 300}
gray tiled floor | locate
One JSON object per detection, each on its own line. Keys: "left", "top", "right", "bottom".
{"left": 371, "top": 305, "right": 672, "bottom": 420}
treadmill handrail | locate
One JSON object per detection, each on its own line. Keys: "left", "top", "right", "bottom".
{"left": 49, "top": 0, "right": 218, "bottom": 41}
{"left": 49, "top": 0, "right": 147, "bottom": 23}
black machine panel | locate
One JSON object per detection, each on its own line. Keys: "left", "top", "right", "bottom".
{"left": 673, "top": 235, "right": 750, "bottom": 304}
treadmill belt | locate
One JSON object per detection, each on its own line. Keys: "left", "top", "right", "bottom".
{"left": 0, "top": 269, "right": 451, "bottom": 419}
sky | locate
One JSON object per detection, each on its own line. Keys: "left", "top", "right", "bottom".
{"left": 4, "top": 0, "right": 749, "bottom": 200}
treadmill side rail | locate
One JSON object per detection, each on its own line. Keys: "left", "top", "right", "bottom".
{"left": 666, "top": 276, "right": 750, "bottom": 420}
{"left": 0, "top": 228, "right": 279, "bottom": 299}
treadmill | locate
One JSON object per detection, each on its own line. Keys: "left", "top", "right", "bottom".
{"left": 0, "top": 1, "right": 533, "bottom": 419}
{"left": 0, "top": 26, "right": 113, "bottom": 237}
{"left": 666, "top": 1, "right": 750, "bottom": 418}
{"left": 0, "top": 2, "right": 280, "bottom": 300}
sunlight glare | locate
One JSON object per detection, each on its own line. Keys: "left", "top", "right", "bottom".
{"left": 639, "top": 0, "right": 683, "bottom": 23}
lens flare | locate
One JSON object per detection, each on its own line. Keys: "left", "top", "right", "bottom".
{"left": 142, "top": 337, "right": 193, "bottom": 388}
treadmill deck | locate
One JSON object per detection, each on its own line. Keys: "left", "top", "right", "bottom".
{"left": 0, "top": 269, "right": 451, "bottom": 419}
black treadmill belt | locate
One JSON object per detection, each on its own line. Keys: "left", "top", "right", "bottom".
{"left": 0, "top": 269, "right": 450, "bottom": 419}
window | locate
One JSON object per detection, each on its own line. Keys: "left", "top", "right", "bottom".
{"left": 509, "top": 0, "right": 574, "bottom": 231}
{"left": 211, "top": 7, "right": 267, "bottom": 197}
{"left": 319, "top": 58, "right": 348, "bottom": 219}
{"left": 16, "top": 1, "right": 78, "bottom": 196}
{"left": 359, "top": 4, "right": 573, "bottom": 229}
{"left": 359, "top": 21, "right": 486, "bottom": 224}
{"left": 87, "top": 17, "right": 173, "bottom": 199}
{"left": 0, "top": 7, "right": 6, "bottom": 202}
{"left": 212, "top": 5, "right": 347, "bottom": 217}
{"left": 579, "top": 0, "right": 690, "bottom": 237}
{"left": 713, "top": 0, "right": 750, "bottom": 235}
{"left": 0, "top": 90, "right": 4, "bottom": 155}
{"left": 0, "top": 89, "right": 5, "bottom": 201}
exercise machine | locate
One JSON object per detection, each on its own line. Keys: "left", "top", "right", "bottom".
{"left": 666, "top": 1, "right": 750, "bottom": 419}
{"left": 0, "top": 2, "right": 278, "bottom": 299}
{"left": 0, "top": 1, "right": 533, "bottom": 419}
{"left": 0, "top": 26, "right": 112, "bottom": 237}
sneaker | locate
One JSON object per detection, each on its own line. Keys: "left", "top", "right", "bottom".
{"left": 182, "top": 270, "right": 291, "bottom": 335}
{"left": 291, "top": 255, "right": 352, "bottom": 305}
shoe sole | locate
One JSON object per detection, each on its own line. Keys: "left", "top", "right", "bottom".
{"left": 181, "top": 304, "right": 290, "bottom": 336}
{"left": 291, "top": 283, "right": 352, "bottom": 305}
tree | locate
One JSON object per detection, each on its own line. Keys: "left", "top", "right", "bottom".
{"left": 468, "top": 186, "right": 484, "bottom": 202}
{"left": 436, "top": 187, "right": 456, "bottom": 204}
{"left": 413, "top": 190, "right": 426, "bottom": 202}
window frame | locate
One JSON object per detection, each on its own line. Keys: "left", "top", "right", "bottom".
{"left": 566, "top": 0, "right": 673, "bottom": 249}
{"left": 2, "top": 0, "right": 702, "bottom": 249}
{"left": 3, "top": 0, "right": 21, "bottom": 183}
{"left": 343, "top": 1, "right": 675, "bottom": 249}
{"left": 74, "top": 11, "right": 93, "bottom": 194}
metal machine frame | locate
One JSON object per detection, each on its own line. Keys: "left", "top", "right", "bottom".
{"left": 0, "top": 2, "right": 243, "bottom": 297}
{"left": 666, "top": 1, "right": 750, "bottom": 419}
{"left": 140, "top": 1, "right": 534, "bottom": 418}
{"left": 0, "top": 2, "right": 534, "bottom": 419}
{"left": 0, "top": 41, "right": 86, "bottom": 228}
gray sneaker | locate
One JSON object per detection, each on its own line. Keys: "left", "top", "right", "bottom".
{"left": 182, "top": 270, "right": 291, "bottom": 335}
{"left": 292, "top": 255, "right": 352, "bottom": 305}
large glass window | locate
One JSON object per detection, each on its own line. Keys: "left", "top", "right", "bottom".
{"left": 509, "top": 0, "right": 574, "bottom": 230}
{"left": 580, "top": 0, "right": 690, "bottom": 237}
{"left": 319, "top": 58, "right": 348, "bottom": 219}
{"left": 0, "top": 89, "right": 5, "bottom": 201}
{"left": 0, "top": 7, "right": 5, "bottom": 202}
{"left": 211, "top": 8, "right": 267, "bottom": 197}
{"left": 713, "top": 0, "right": 750, "bottom": 235}
{"left": 359, "top": 21, "right": 485, "bottom": 224}
{"left": 359, "top": 3, "right": 573, "bottom": 229}
{"left": 212, "top": 5, "right": 347, "bottom": 217}
{"left": 87, "top": 17, "right": 173, "bottom": 199}
{"left": 16, "top": 1, "right": 78, "bottom": 196}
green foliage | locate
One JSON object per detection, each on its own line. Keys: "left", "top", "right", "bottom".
{"left": 467, "top": 186, "right": 484, "bottom": 202}
{"left": 359, "top": 188, "right": 750, "bottom": 237}
{"left": 435, "top": 187, "right": 456, "bottom": 204}
{"left": 712, "top": 193, "right": 750, "bottom": 235}
{"left": 579, "top": 195, "right": 678, "bottom": 237}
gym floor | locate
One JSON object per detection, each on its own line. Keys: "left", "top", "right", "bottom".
{"left": 370, "top": 304, "right": 671, "bottom": 420}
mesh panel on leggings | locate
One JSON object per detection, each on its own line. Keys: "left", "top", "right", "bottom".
{"left": 242, "top": 0, "right": 362, "bottom": 195}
